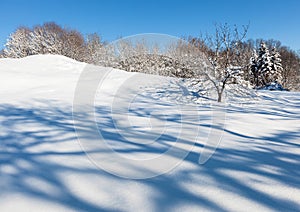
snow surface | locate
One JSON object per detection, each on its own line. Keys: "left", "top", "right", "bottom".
{"left": 0, "top": 55, "right": 300, "bottom": 211}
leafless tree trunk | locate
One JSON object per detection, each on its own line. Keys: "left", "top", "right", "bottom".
{"left": 201, "top": 23, "right": 249, "bottom": 102}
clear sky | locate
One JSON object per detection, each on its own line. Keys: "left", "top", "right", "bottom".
{"left": 1, "top": 0, "right": 300, "bottom": 51}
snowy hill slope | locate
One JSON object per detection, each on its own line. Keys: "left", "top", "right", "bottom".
{"left": 0, "top": 55, "right": 300, "bottom": 211}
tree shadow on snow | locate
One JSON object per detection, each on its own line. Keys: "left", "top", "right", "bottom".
{"left": 0, "top": 96, "right": 300, "bottom": 211}
{"left": 0, "top": 102, "right": 118, "bottom": 211}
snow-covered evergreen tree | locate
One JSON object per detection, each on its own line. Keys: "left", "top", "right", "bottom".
{"left": 270, "top": 47, "right": 283, "bottom": 83}
{"left": 257, "top": 42, "right": 273, "bottom": 85}
{"left": 250, "top": 42, "right": 283, "bottom": 88}
{"left": 249, "top": 50, "right": 259, "bottom": 86}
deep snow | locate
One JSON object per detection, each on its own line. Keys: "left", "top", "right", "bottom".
{"left": 0, "top": 55, "right": 300, "bottom": 211}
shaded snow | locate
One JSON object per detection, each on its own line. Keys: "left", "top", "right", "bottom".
{"left": 0, "top": 55, "right": 300, "bottom": 211}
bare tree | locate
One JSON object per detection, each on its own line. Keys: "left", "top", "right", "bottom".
{"left": 29, "top": 22, "right": 65, "bottom": 55}
{"left": 167, "top": 39, "right": 205, "bottom": 78}
{"left": 201, "top": 23, "right": 250, "bottom": 102}
{"left": 3, "top": 22, "right": 86, "bottom": 62}
{"left": 3, "top": 27, "right": 31, "bottom": 58}
{"left": 85, "top": 33, "right": 103, "bottom": 64}
{"left": 280, "top": 47, "right": 300, "bottom": 90}
{"left": 61, "top": 29, "right": 86, "bottom": 61}
{"left": 96, "top": 38, "right": 198, "bottom": 78}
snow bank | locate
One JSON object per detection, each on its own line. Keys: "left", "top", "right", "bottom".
{"left": 0, "top": 55, "right": 300, "bottom": 211}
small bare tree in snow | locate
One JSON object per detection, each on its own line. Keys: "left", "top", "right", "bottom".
{"left": 201, "top": 23, "right": 250, "bottom": 102}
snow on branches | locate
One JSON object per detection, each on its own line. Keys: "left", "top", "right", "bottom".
{"left": 249, "top": 42, "right": 283, "bottom": 88}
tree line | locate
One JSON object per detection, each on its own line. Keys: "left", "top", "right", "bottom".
{"left": 1, "top": 22, "right": 300, "bottom": 100}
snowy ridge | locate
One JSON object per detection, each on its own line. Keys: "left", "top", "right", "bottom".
{"left": 0, "top": 54, "right": 85, "bottom": 67}
{"left": 0, "top": 55, "right": 300, "bottom": 211}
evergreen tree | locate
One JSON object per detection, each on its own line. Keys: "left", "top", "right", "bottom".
{"left": 257, "top": 42, "right": 272, "bottom": 86}
{"left": 250, "top": 42, "right": 283, "bottom": 88}
{"left": 270, "top": 47, "right": 283, "bottom": 83}
{"left": 249, "top": 50, "right": 259, "bottom": 86}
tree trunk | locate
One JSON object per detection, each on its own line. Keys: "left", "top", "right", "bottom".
{"left": 217, "top": 81, "right": 226, "bottom": 102}
{"left": 217, "top": 92, "right": 222, "bottom": 102}
{"left": 255, "top": 73, "right": 259, "bottom": 87}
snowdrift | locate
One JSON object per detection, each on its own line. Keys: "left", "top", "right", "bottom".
{"left": 0, "top": 55, "right": 300, "bottom": 211}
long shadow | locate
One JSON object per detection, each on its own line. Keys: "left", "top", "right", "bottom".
{"left": 93, "top": 89, "right": 300, "bottom": 211}
{"left": 226, "top": 91, "right": 300, "bottom": 120}
{"left": 141, "top": 129, "right": 300, "bottom": 211}
{"left": 0, "top": 103, "right": 118, "bottom": 211}
{"left": 1, "top": 90, "right": 300, "bottom": 211}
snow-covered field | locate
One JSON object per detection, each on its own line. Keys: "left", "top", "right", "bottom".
{"left": 0, "top": 55, "right": 300, "bottom": 211}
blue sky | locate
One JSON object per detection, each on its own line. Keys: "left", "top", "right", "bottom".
{"left": 1, "top": 0, "right": 300, "bottom": 50}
